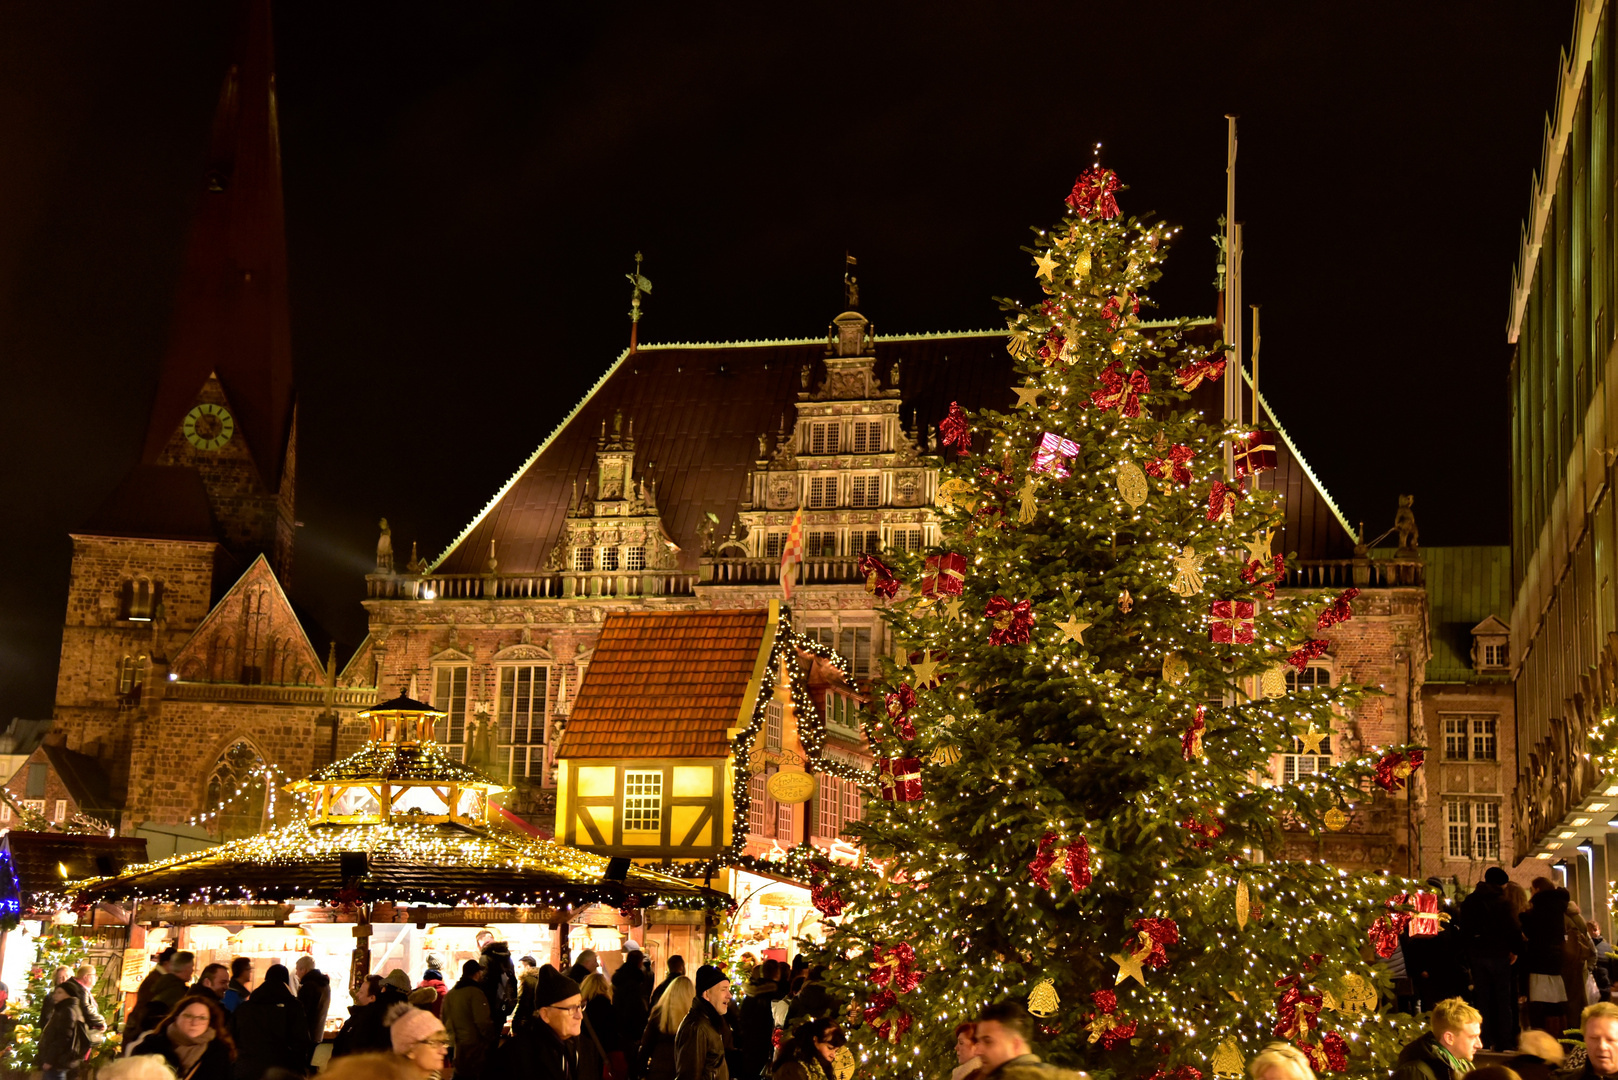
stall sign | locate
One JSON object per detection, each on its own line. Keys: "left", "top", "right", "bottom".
{"left": 407, "top": 906, "right": 560, "bottom": 925}
{"left": 137, "top": 903, "right": 293, "bottom": 924}
{"left": 117, "top": 947, "right": 151, "bottom": 993}
{"left": 567, "top": 904, "right": 618, "bottom": 926}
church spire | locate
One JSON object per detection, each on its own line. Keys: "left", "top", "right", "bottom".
{"left": 141, "top": 0, "right": 294, "bottom": 496}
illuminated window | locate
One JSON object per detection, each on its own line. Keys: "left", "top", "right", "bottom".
{"left": 808, "top": 423, "right": 840, "bottom": 455}
{"left": 433, "top": 665, "right": 470, "bottom": 761}
{"left": 748, "top": 773, "right": 767, "bottom": 835}
{"left": 817, "top": 775, "right": 842, "bottom": 838}
{"left": 573, "top": 548, "right": 594, "bottom": 572}
{"left": 837, "top": 627, "right": 873, "bottom": 678}
{"left": 766, "top": 701, "right": 784, "bottom": 751}
{"left": 1446, "top": 799, "right": 1502, "bottom": 860}
{"left": 497, "top": 665, "right": 549, "bottom": 781}
{"left": 849, "top": 475, "right": 880, "bottom": 508}
{"left": 777, "top": 798, "right": 793, "bottom": 840}
{"left": 53, "top": 800, "right": 65, "bottom": 823}
{"left": 600, "top": 547, "right": 619, "bottom": 573}
{"left": 852, "top": 421, "right": 881, "bottom": 454}
{"left": 623, "top": 771, "right": 662, "bottom": 833}
{"left": 840, "top": 782, "right": 862, "bottom": 835}
{"left": 809, "top": 476, "right": 838, "bottom": 508}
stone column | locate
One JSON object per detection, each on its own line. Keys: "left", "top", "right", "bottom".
{"left": 1590, "top": 841, "right": 1610, "bottom": 938}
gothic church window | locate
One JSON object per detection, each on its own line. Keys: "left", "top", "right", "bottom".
{"left": 497, "top": 665, "right": 549, "bottom": 782}
{"left": 433, "top": 664, "right": 470, "bottom": 761}
{"left": 852, "top": 421, "right": 881, "bottom": 453}
{"left": 205, "top": 740, "right": 268, "bottom": 841}
{"left": 119, "top": 579, "right": 163, "bottom": 621}
{"left": 116, "top": 654, "right": 150, "bottom": 706}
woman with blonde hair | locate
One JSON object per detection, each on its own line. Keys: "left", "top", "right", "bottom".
{"left": 636, "top": 975, "right": 693, "bottom": 1080}
{"left": 579, "top": 972, "right": 624, "bottom": 1080}
{"left": 1250, "top": 1043, "right": 1316, "bottom": 1080}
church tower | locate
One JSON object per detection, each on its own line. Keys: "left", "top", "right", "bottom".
{"left": 52, "top": 0, "right": 298, "bottom": 810}
{"left": 140, "top": 0, "right": 296, "bottom": 579}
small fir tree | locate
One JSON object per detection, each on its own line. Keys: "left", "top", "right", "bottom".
{"left": 800, "top": 170, "right": 1425, "bottom": 1080}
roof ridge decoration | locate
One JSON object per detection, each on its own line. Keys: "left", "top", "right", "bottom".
{"left": 1240, "top": 366, "right": 1357, "bottom": 545}
{"left": 429, "top": 317, "right": 1218, "bottom": 570}
{"left": 1508, "top": 0, "right": 1599, "bottom": 342}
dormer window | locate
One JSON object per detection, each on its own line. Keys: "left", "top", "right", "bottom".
{"left": 1482, "top": 643, "right": 1508, "bottom": 668}
{"left": 1470, "top": 616, "right": 1511, "bottom": 671}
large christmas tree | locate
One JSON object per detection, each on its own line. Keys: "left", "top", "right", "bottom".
{"left": 801, "top": 170, "right": 1425, "bottom": 1080}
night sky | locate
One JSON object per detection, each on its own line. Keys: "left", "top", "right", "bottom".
{"left": 0, "top": 2, "right": 1570, "bottom": 720}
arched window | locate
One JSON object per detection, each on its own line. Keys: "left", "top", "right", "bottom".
{"left": 118, "top": 579, "right": 163, "bottom": 621}
{"left": 205, "top": 740, "right": 268, "bottom": 840}
{"left": 115, "top": 654, "right": 149, "bottom": 707}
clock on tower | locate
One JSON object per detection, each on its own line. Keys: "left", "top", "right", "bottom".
{"left": 182, "top": 403, "right": 235, "bottom": 451}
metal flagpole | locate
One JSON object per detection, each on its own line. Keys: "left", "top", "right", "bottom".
{"left": 1223, "top": 115, "right": 1240, "bottom": 480}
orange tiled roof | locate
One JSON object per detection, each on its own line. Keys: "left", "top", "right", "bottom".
{"left": 558, "top": 608, "right": 773, "bottom": 759}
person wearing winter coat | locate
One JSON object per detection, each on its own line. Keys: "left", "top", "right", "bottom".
{"left": 1458, "top": 868, "right": 1523, "bottom": 1051}
{"left": 1520, "top": 881, "right": 1573, "bottom": 1032}
{"left": 414, "top": 970, "right": 448, "bottom": 1019}
{"left": 131, "top": 953, "right": 197, "bottom": 1041}
{"left": 332, "top": 976, "right": 398, "bottom": 1059}
{"left": 674, "top": 966, "right": 731, "bottom": 1080}
{"left": 126, "top": 994, "right": 236, "bottom": 1080}
{"left": 293, "top": 958, "right": 330, "bottom": 1047}
{"left": 222, "top": 960, "right": 252, "bottom": 1015}
{"left": 1388, "top": 997, "right": 1482, "bottom": 1080}
{"left": 386, "top": 1004, "right": 449, "bottom": 1080}
{"left": 784, "top": 968, "right": 836, "bottom": 1024}
{"left": 613, "top": 952, "right": 651, "bottom": 1066}
{"left": 970, "top": 1001, "right": 1088, "bottom": 1080}
{"left": 768, "top": 1017, "right": 843, "bottom": 1080}
{"left": 228, "top": 963, "right": 312, "bottom": 1080}
{"left": 497, "top": 967, "right": 582, "bottom": 1080}
{"left": 736, "top": 962, "right": 783, "bottom": 1080}
{"left": 476, "top": 931, "right": 517, "bottom": 1026}
{"left": 580, "top": 972, "right": 625, "bottom": 1080}
{"left": 650, "top": 958, "right": 686, "bottom": 1010}
{"left": 513, "top": 961, "right": 543, "bottom": 1037}
{"left": 638, "top": 976, "right": 694, "bottom": 1080}
{"left": 443, "top": 961, "right": 498, "bottom": 1080}
{"left": 36, "top": 988, "right": 90, "bottom": 1080}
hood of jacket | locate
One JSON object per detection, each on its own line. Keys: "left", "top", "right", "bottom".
{"left": 300, "top": 970, "right": 330, "bottom": 992}
{"left": 482, "top": 941, "right": 512, "bottom": 960}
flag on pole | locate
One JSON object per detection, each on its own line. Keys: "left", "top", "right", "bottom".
{"left": 780, "top": 507, "right": 805, "bottom": 600}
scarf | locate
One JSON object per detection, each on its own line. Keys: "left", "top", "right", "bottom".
{"left": 168, "top": 1025, "right": 215, "bottom": 1076}
{"left": 1431, "top": 1042, "right": 1470, "bottom": 1080}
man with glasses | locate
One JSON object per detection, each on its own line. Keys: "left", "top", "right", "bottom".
{"left": 499, "top": 966, "right": 582, "bottom": 1080}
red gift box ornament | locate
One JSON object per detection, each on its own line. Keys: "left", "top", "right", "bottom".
{"left": 1209, "top": 600, "right": 1255, "bottom": 644}
{"left": 1090, "top": 361, "right": 1150, "bottom": 418}
{"left": 810, "top": 881, "right": 845, "bottom": 917}
{"left": 1065, "top": 166, "right": 1121, "bottom": 220}
{"left": 1368, "top": 893, "right": 1415, "bottom": 958}
{"left": 1316, "top": 588, "right": 1359, "bottom": 630}
{"left": 985, "top": 595, "right": 1035, "bottom": 645}
{"left": 878, "top": 757, "right": 924, "bottom": 801}
{"left": 1174, "top": 355, "right": 1226, "bottom": 390}
{"left": 921, "top": 553, "right": 967, "bottom": 597}
{"left": 1064, "top": 836, "right": 1092, "bottom": 892}
{"left": 1031, "top": 431, "right": 1081, "bottom": 478}
{"left": 1232, "top": 430, "right": 1278, "bottom": 479}
{"left": 857, "top": 553, "right": 899, "bottom": 599}
{"left": 940, "top": 401, "right": 972, "bottom": 456}
{"left": 1408, "top": 891, "right": 1442, "bottom": 938}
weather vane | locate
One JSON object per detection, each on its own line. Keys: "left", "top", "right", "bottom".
{"left": 627, "top": 251, "right": 652, "bottom": 353}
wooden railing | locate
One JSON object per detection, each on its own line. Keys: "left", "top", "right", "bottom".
{"left": 367, "top": 570, "right": 697, "bottom": 600}
{"left": 1284, "top": 558, "right": 1424, "bottom": 589}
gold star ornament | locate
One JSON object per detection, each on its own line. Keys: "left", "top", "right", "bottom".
{"left": 1246, "top": 528, "right": 1274, "bottom": 566}
{"left": 1034, "top": 251, "right": 1059, "bottom": 280}
{"left": 1297, "top": 726, "right": 1328, "bottom": 755}
{"left": 1012, "top": 381, "right": 1043, "bottom": 410}
{"left": 1055, "top": 615, "right": 1091, "bottom": 645}
{"left": 942, "top": 598, "right": 966, "bottom": 624}
{"left": 909, "top": 651, "right": 942, "bottom": 687}
{"left": 1111, "top": 935, "right": 1151, "bottom": 986}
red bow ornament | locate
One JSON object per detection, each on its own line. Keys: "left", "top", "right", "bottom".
{"left": 1232, "top": 430, "right": 1278, "bottom": 478}
{"left": 1298, "top": 1032, "right": 1349, "bottom": 1073}
{"left": 1145, "top": 444, "right": 1194, "bottom": 487}
{"left": 921, "top": 553, "right": 966, "bottom": 598}
{"left": 1065, "top": 166, "right": 1121, "bottom": 220}
{"left": 867, "top": 942, "right": 920, "bottom": 995}
{"left": 1085, "top": 990, "right": 1137, "bottom": 1049}
{"left": 1206, "top": 480, "right": 1239, "bottom": 522}
{"left": 1028, "top": 831, "right": 1060, "bottom": 890}
{"left": 1182, "top": 704, "right": 1206, "bottom": 760}
{"left": 883, "top": 685, "right": 917, "bottom": 740}
{"left": 1029, "top": 832, "right": 1092, "bottom": 893}
{"left": 1182, "top": 810, "right": 1224, "bottom": 846}
{"left": 1131, "top": 917, "right": 1179, "bottom": 969}
{"left": 1242, "top": 553, "right": 1285, "bottom": 600}
{"left": 1287, "top": 639, "right": 1330, "bottom": 671}
{"left": 1274, "top": 975, "right": 1323, "bottom": 1038}
{"left": 1208, "top": 600, "right": 1255, "bottom": 645}
{"left": 1316, "top": 588, "right": 1359, "bottom": 630}
{"left": 1090, "top": 361, "right": 1150, "bottom": 419}
{"left": 1368, "top": 893, "right": 1415, "bottom": 958}
{"left": 940, "top": 402, "right": 972, "bottom": 456}
{"left": 1174, "top": 356, "right": 1226, "bottom": 390}
{"left": 1374, "top": 749, "right": 1425, "bottom": 792}
{"left": 810, "top": 881, "right": 845, "bottom": 917}
{"left": 1102, "top": 292, "right": 1139, "bottom": 330}
{"left": 858, "top": 553, "right": 899, "bottom": 599}
{"left": 985, "top": 596, "right": 1035, "bottom": 645}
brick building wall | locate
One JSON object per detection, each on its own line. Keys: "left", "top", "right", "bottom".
{"left": 1420, "top": 681, "right": 1519, "bottom": 885}
{"left": 2, "top": 748, "right": 85, "bottom": 827}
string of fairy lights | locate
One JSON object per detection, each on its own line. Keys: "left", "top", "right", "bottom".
{"left": 794, "top": 173, "right": 1426, "bottom": 1080}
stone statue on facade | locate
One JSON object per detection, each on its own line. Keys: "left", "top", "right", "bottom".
{"left": 376, "top": 518, "right": 394, "bottom": 573}
{"left": 1394, "top": 495, "right": 1419, "bottom": 554}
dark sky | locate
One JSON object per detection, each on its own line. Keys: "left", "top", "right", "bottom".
{"left": 0, "top": 2, "right": 1570, "bottom": 720}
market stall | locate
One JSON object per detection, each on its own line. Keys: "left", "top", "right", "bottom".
{"left": 71, "top": 695, "right": 721, "bottom": 1029}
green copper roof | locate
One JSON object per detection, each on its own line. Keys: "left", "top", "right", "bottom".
{"left": 1422, "top": 545, "right": 1511, "bottom": 683}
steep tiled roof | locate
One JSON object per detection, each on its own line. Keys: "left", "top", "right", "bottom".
{"left": 1422, "top": 546, "right": 1512, "bottom": 682}
{"left": 77, "top": 464, "right": 218, "bottom": 542}
{"left": 40, "top": 744, "right": 116, "bottom": 820}
{"left": 1, "top": 830, "right": 147, "bottom": 914}
{"left": 435, "top": 320, "right": 1356, "bottom": 574}
{"left": 559, "top": 609, "right": 774, "bottom": 759}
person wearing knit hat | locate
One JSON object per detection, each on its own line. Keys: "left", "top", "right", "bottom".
{"left": 675, "top": 966, "right": 732, "bottom": 1080}
{"left": 387, "top": 1003, "right": 449, "bottom": 1080}
{"left": 498, "top": 965, "right": 582, "bottom": 1080}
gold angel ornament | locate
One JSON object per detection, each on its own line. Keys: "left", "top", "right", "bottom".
{"left": 1170, "top": 545, "right": 1207, "bottom": 597}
